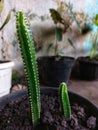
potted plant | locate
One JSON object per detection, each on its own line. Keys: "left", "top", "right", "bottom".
{"left": 78, "top": 14, "right": 98, "bottom": 80}
{"left": 0, "top": 11, "right": 97, "bottom": 129}
{"left": 38, "top": 2, "right": 92, "bottom": 87}
{"left": 0, "top": 1, "right": 14, "bottom": 97}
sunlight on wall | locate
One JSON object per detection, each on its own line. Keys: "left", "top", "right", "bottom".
{"left": 83, "top": 24, "right": 98, "bottom": 55}
{"left": 84, "top": 0, "right": 98, "bottom": 15}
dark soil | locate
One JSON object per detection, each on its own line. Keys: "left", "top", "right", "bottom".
{"left": 78, "top": 56, "right": 98, "bottom": 63}
{"left": 0, "top": 93, "right": 97, "bottom": 130}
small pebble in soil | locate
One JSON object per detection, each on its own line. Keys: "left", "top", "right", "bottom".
{"left": 87, "top": 116, "right": 96, "bottom": 129}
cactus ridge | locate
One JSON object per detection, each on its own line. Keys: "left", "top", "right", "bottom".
{"left": 16, "top": 11, "right": 40, "bottom": 126}
{"left": 59, "top": 82, "right": 71, "bottom": 119}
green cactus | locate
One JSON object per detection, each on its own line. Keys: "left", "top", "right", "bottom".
{"left": 59, "top": 82, "right": 71, "bottom": 119}
{"left": 16, "top": 11, "right": 40, "bottom": 127}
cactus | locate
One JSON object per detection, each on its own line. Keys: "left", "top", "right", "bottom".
{"left": 16, "top": 11, "right": 40, "bottom": 127}
{"left": 59, "top": 82, "right": 71, "bottom": 119}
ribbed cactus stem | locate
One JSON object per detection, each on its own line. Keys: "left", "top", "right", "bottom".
{"left": 16, "top": 11, "right": 40, "bottom": 127}
{"left": 59, "top": 82, "right": 71, "bottom": 119}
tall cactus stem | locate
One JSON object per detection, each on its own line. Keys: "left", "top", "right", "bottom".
{"left": 16, "top": 11, "right": 40, "bottom": 127}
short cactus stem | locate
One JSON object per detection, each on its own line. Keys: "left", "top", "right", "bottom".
{"left": 59, "top": 82, "right": 71, "bottom": 119}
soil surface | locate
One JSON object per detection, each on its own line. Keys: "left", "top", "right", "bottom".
{"left": 0, "top": 93, "right": 97, "bottom": 130}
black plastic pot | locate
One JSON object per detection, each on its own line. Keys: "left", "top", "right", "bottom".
{"left": 78, "top": 56, "right": 98, "bottom": 80}
{"left": 0, "top": 88, "right": 98, "bottom": 129}
{"left": 37, "top": 56, "right": 75, "bottom": 87}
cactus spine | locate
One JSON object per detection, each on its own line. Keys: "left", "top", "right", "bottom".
{"left": 59, "top": 82, "right": 71, "bottom": 119}
{"left": 16, "top": 11, "right": 40, "bottom": 127}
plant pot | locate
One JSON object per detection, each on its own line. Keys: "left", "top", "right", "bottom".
{"left": 37, "top": 56, "right": 75, "bottom": 87}
{"left": 0, "top": 61, "right": 14, "bottom": 97}
{"left": 0, "top": 88, "right": 97, "bottom": 130}
{"left": 78, "top": 56, "right": 98, "bottom": 80}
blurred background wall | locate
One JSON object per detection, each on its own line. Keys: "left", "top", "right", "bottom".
{"left": 0, "top": 0, "right": 97, "bottom": 75}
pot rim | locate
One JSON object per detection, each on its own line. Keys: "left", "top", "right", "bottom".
{"left": 0, "top": 87, "right": 97, "bottom": 109}
{"left": 78, "top": 56, "right": 98, "bottom": 64}
{"left": 37, "top": 56, "right": 75, "bottom": 61}
{"left": 0, "top": 61, "right": 14, "bottom": 70}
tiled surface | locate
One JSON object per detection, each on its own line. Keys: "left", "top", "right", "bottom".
{"left": 68, "top": 80, "right": 98, "bottom": 106}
